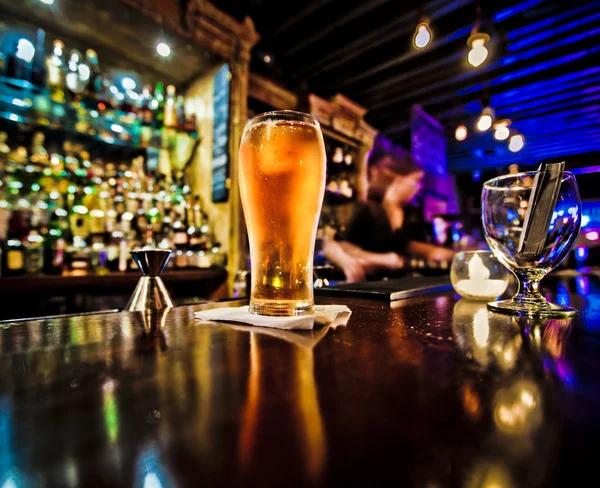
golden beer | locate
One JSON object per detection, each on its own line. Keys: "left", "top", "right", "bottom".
{"left": 239, "top": 111, "right": 326, "bottom": 316}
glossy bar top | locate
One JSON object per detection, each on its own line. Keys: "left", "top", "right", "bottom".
{"left": 0, "top": 275, "right": 598, "bottom": 487}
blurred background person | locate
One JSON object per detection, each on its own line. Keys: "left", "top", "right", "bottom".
{"left": 323, "top": 157, "right": 454, "bottom": 282}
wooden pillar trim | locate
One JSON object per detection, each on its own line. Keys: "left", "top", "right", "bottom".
{"left": 119, "top": 0, "right": 259, "bottom": 62}
{"left": 249, "top": 73, "right": 298, "bottom": 110}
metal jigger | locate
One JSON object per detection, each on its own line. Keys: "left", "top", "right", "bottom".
{"left": 126, "top": 249, "right": 175, "bottom": 313}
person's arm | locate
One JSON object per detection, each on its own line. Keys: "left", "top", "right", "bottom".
{"left": 337, "top": 241, "right": 404, "bottom": 271}
{"left": 406, "top": 240, "right": 455, "bottom": 261}
{"left": 323, "top": 240, "right": 404, "bottom": 283}
{"left": 322, "top": 239, "right": 367, "bottom": 283}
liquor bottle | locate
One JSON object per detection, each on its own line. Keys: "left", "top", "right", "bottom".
{"left": 0, "top": 132, "right": 10, "bottom": 172}
{"left": 344, "top": 150, "right": 353, "bottom": 167}
{"left": 153, "top": 82, "right": 165, "bottom": 128}
{"left": 88, "top": 234, "right": 108, "bottom": 275}
{"left": 96, "top": 73, "right": 114, "bottom": 111}
{"left": 164, "top": 85, "right": 177, "bottom": 128}
{"left": 7, "top": 196, "right": 30, "bottom": 244}
{"left": 43, "top": 226, "right": 66, "bottom": 275}
{"left": 69, "top": 190, "right": 90, "bottom": 247}
{"left": 29, "top": 131, "right": 49, "bottom": 169}
{"left": 140, "top": 85, "right": 154, "bottom": 125}
{"left": 6, "top": 39, "right": 26, "bottom": 80}
{"left": 105, "top": 232, "right": 120, "bottom": 272}
{"left": 172, "top": 205, "right": 188, "bottom": 268}
{"left": 176, "top": 95, "right": 186, "bottom": 131}
{"left": 338, "top": 176, "right": 352, "bottom": 199}
{"left": 2, "top": 238, "right": 26, "bottom": 276}
{"left": 2, "top": 191, "right": 28, "bottom": 277}
{"left": 88, "top": 191, "right": 106, "bottom": 237}
{"left": 63, "top": 141, "right": 80, "bottom": 175}
{"left": 117, "top": 235, "right": 129, "bottom": 272}
{"left": 186, "top": 113, "right": 197, "bottom": 135}
{"left": 46, "top": 40, "right": 66, "bottom": 103}
{"left": 84, "top": 49, "right": 102, "bottom": 98}
{"left": 24, "top": 227, "right": 44, "bottom": 275}
{"left": 43, "top": 199, "right": 69, "bottom": 275}
{"left": 65, "top": 49, "right": 84, "bottom": 99}
{"left": 332, "top": 147, "right": 343, "bottom": 165}
{"left": 0, "top": 183, "right": 11, "bottom": 257}
{"left": 31, "top": 28, "right": 47, "bottom": 88}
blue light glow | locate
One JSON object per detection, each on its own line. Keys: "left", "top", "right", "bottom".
{"left": 509, "top": 13, "right": 600, "bottom": 53}
{"left": 508, "top": 3, "right": 600, "bottom": 41}
{"left": 575, "top": 246, "right": 588, "bottom": 262}
{"left": 576, "top": 276, "right": 590, "bottom": 295}
{"left": 494, "top": 0, "right": 545, "bottom": 23}
{"left": 447, "top": 2, "right": 600, "bottom": 172}
{"left": 555, "top": 282, "right": 571, "bottom": 306}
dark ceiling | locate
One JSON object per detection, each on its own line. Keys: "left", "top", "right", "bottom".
{"left": 212, "top": 0, "right": 600, "bottom": 173}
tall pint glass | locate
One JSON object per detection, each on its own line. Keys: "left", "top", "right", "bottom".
{"left": 239, "top": 111, "right": 326, "bottom": 316}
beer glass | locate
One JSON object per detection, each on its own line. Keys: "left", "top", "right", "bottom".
{"left": 239, "top": 111, "right": 326, "bottom": 316}
{"left": 482, "top": 171, "right": 581, "bottom": 317}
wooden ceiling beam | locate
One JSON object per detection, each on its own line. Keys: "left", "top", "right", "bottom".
{"left": 281, "top": 0, "right": 393, "bottom": 58}
{"left": 271, "top": 0, "right": 335, "bottom": 36}
{"left": 295, "top": 0, "right": 455, "bottom": 78}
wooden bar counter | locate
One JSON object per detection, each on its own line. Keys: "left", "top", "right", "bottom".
{"left": 0, "top": 275, "right": 598, "bottom": 486}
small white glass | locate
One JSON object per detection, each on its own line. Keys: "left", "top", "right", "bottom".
{"left": 451, "top": 250, "right": 510, "bottom": 301}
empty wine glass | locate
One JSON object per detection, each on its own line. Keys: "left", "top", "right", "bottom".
{"left": 482, "top": 171, "right": 581, "bottom": 317}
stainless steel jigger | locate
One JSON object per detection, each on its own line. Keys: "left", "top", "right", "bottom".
{"left": 126, "top": 249, "right": 175, "bottom": 312}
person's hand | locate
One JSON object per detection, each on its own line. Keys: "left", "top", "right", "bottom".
{"left": 428, "top": 246, "right": 455, "bottom": 262}
{"left": 341, "top": 257, "right": 368, "bottom": 283}
{"left": 380, "top": 252, "right": 405, "bottom": 270}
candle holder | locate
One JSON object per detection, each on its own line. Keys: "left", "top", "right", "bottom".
{"left": 451, "top": 250, "right": 509, "bottom": 301}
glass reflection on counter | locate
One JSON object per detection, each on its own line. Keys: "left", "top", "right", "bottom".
{"left": 452, "top": 298, "right": 563, "bottom": 486}
{"left": 494, "top": 379, "right": 542, "bottom": 436}
{"left": 464, "top": 461, "right": 514, "bottom": 488}
{"left": 239, "top": 334, "right": 326, "bottom": 483}
{"left": 452, "top": 299, "right": 522, "bottom": 370}
{"left": 135, "top": 444, "right": 175, "bottom": 488}
{"left": 103, "top": 377, "right": 120, "bottom": 444}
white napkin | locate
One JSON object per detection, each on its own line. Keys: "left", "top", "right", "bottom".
{"left": 194, "top": 305, "right": 352, "bottom": 330}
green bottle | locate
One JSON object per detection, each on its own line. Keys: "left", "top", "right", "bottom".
{"left": 24, "top": 228, "right": 44, "bottom": 275}
{"left": 43, "top": 204, "right": 67, "bottom": 275}
{"left": 154, "top": 82, "right": 165, "bottom": 128}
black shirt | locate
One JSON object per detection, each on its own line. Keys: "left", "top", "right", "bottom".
{"left": 341, "top": 202, "right": 427, "bottom": 255}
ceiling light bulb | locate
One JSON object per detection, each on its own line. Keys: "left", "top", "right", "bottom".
{"left": 467, "top": 33, "right": 490, "bottom": 68}
{"left": 156, "top": 42, "right": 171, "bottom": 58}
{"left": 509, "top": 133, "right": 525, "bottom": 152}
{"left": 477, "top": 114, "right": 492, "bottom": 131}
{"left": 40, "top": 0, "right": 54, "bottom": 4}
{"left": 414, "top": 22, "right": 432, "bottom": 49}
{"left": 494, "top": 125, "right": 510, "bottom": 140}
{"left": 493, "top": 119, "right": 511, "bottom": 141}
{"left": 476, "top": 107, "right": 494, "bottom": 132}
{"left": 455, "top": 125, "right": 468, "bottom": 141}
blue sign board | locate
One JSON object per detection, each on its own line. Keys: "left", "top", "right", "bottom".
{"left": 212, "top": 64, "right": 231, "bottom": 203}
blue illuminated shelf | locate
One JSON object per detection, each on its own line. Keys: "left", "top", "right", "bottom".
{"left": 0, "top": 76, "right": 197, "bottom": 152}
